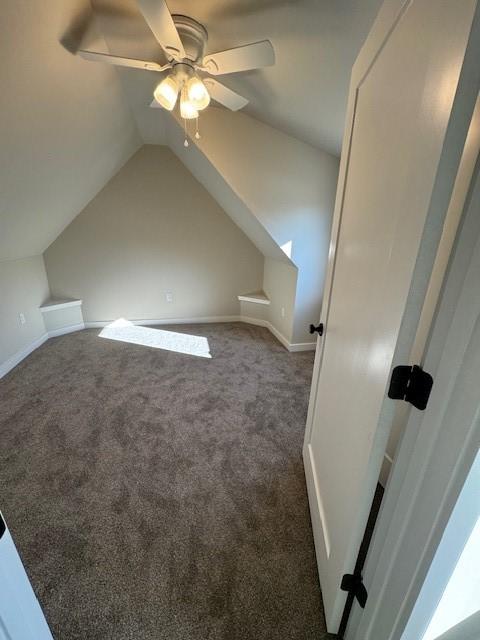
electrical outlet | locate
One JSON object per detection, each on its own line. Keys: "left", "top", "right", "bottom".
{"left": 165, "top": 291, "right": 173, "bottom": 303}
{"left": 281, "top": 307, "right": 285, "bottom": 318}
{"left": 19, "top": 312, "right": 26, "bottom": 325}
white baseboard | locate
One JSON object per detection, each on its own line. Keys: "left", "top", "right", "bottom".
{"left": 240, "top": 316, "right": 316, "bottom": 352}
{"left": 289, "top": 341, "right": 317, "bottom": 352}
{"left": 0, "top": 333, "right": 49, "bottom": 379}
{"left": 48, "top": 322, "right": 85, "bottom": 338}
{"left": 0, "top": 315, "right": 313, "bottom": 379}
{"left": 85, "top": 315, "right": 306, "bottom": 351}
{"left": 84, "top": 315, "right": 240, "bottom": 329}
{"left": 240, "top": 315, "right": 290, "bottom": 349}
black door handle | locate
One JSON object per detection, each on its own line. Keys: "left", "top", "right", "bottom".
{"left": 309, "top": 323, "right": 324, "bottom": 336}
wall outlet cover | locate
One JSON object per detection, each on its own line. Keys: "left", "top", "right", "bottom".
{"left": 165, "top": 292, "right": 173, "bottom": 303}
{"left": 19, "top": 313, "right": 26, "bottom": 325}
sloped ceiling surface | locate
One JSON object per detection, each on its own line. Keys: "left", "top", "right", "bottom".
{"left": 90, "top": 0, "right": 382, "bottom": 155}
{"left": 0, "top": 0, "right": 381, "bottom": 262}
{"left": 166, "top": 116, "right": 292, "bottom": 263}
{"left": 0, "top": 0, "right": 141, "bottom": 261}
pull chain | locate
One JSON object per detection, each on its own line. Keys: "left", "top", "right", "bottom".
{"left": 183, "top": 118, "right": 189, "bottom": 147}
{"left": 195, "top": 117, "right": 201, "bottom": 140}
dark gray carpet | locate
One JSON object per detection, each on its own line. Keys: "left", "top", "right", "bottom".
{"left": 0, "top": 323, "right": 330, "bottom": 639}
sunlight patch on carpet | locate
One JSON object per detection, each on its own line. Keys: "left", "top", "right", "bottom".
{"left": 99, "top": 319, "right": 211, "bottom": 358}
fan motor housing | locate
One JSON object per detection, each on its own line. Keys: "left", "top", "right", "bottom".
{"left": 172, "top": 15, "right": 208, "bottom": 63}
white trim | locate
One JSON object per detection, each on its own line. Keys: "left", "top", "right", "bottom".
{"left": 40, "top": 299, "right": 82, "bottom": 313}
{"left": 0, "top": 315, "right": 309, "bottom": 379}
{"left": 84, "top": 315, "right": 240, "bottom": 329}
{"left": 240, "top": 315, "right": 289, "bottom": 349}
{"left": 0, "top": 333, "right": 49, "bottom": 379}
{"left": 239, "top": 315, "right": 315, "bottom": 352}
{"left": 237, "top": 292, "right": 271, "bottom": 305}
{"left": 348, "top": 96, "right": 480, "bottom": 640}
{"left": 302, "top": 0, "right": 480, "bottom": 632}
{"left": 84, "top": 315, "right": 315, "bottom": 352}
{"left": 289, "top": 341, "right": 317, "bottom": 352}
{"left": 304, "top": 443, "right": 331, "bottom": 559}
{"left": 48, "top": 323, "right": 85, "bottom": 338}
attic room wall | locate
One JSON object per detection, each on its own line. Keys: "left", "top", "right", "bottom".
{"left": 167, "top": 108, "right": 339, "bottom": 345}
{"left": 44, "top": 146, "right": 264, "bottom": 323}
{"left": 0, "top": 1, "right": 141, "bottom": 262}
{"left": 263, "top": 258, "right": 298, "bottom": 340}
{"left": 0, "top": 0, "right": 142, "bottom": 374}
{"left": 0, "top": 257, "right": 50, "bottom": 371}
{"left": 238, "top": 258, "right": 298, "bottom": 342}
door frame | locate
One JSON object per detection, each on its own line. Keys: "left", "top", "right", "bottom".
{"left": 303, "top": 0, "right": 480, "bottom": 634}
{"left": 0, "top": 512, "right": 54, "bottom": 639}
{"left": 347, "top": 131, "right": 480, "bottom": 637}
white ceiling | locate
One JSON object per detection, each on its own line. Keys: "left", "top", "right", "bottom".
{"left": 0, "top": 0, "right": 381, "bottom": 262}
{"left": 90, "top": 0, "right": 383, "bottom": 156}
{"left": 0, "top": 0, "right": 141, "bottom": 261}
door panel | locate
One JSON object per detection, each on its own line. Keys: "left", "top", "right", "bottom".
{"left": 303, "top": 0, "right": 479, "bottom": 632}
{"left": 0, "top": 513, "right": 53, "bottom": 639}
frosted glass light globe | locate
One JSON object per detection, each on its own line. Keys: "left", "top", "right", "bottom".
{"left": 180, "top": 87, "right": 199, "bottom": 119}
{"left": 187, "top": 76, "right": 210, "bottom": 111}
{"left": 153, "top": 76, "right": 179, "bottom": 111}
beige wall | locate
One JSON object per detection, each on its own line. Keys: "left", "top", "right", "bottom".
{"left": 42, "top": 305, "right": 84, "bottom": 333}
{"left": 238, "top": 259, "right": 298, "bottom": 345}
{"left": 263, "top": 259, "right": 298, "bottom": 342}
{"left": 44, "top": 146, "right": 264, "bottom": 323}
{"left": 167, "top": 109, "right": 339, "bottom": 344}
{"left": 0, "top": 256, "right": 50, "bottom": 367}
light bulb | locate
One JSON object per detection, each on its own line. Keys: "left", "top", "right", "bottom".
{"left": 186, "top": 76, "right": 210, "bottom": 111}
{"left": 180, "top": 87, "right": 199, "bottom": 120}
{"left": 153, "top": 75, "right": 179, "bottom": 111}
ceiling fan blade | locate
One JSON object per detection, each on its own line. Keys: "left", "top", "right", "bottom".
{"left": 78, "top": 49, "right": 169, "bottom": 72}
{"left": 137, "top": 0, "right": 186, "bottom": 61}
{"left": 204, "top": 79, "right": 248, "bottom": 111}
{"left": 202, "top": 40, "right": 274, "bottom": 75}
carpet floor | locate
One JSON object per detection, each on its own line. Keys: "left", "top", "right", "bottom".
{"left": 0, "top": 322, "right": 331, "bottom": 639}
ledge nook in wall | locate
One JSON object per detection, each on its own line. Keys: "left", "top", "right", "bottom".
{"left": 40, "top": 298, "right": 83, "bottom": 312}
{"left": 237, "top": 291, "right": 270, "bottom": 305}
{"left": 40, "top": 298, "right": 85, "bottom": 337}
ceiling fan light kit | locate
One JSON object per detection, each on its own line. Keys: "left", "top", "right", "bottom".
{"left": 153, "top": 74, "right": 179, "bottom": 110}
{"left": 187, "top": 76, "right": 210, "bottom": 111}
{"left": 78, "top": 0, "right": 275, "bottom": 147}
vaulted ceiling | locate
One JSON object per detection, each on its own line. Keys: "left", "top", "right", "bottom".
{"left": 0, "top": 0, "right": 381, "bottom": 262}
{"left": 0, "top": 0, "right": 141, "bottom": 261}
{"left": 90, "top": 0, "right": 382, "bottom": 154}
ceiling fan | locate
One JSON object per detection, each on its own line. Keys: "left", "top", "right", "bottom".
{"left": 78, "top": 0, "right": 275, "bottom": 143}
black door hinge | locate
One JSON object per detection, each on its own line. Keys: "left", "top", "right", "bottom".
{"left": 340, "top": 573, "right": 368, "bottom": 608}
{"left": 388, "top": 364, "right": 433, "bottom": 410}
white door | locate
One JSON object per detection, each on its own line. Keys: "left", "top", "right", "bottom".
{"left": 303, "top": 0, "right": 480, "bottom": 633}
{"left": 0, "top": 513, "right": 53, "bottom": 639}
{"left": 347, "top": 116, "right": 480, "bottom": 640}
